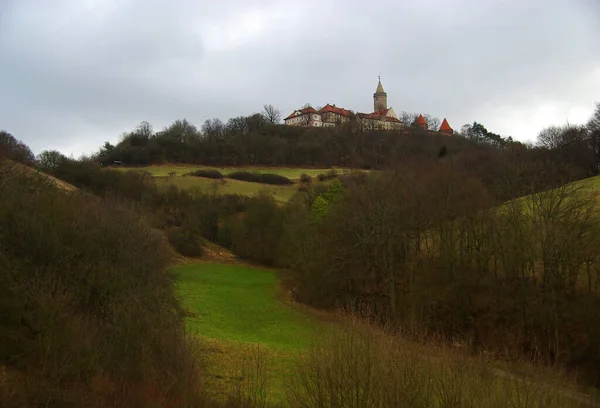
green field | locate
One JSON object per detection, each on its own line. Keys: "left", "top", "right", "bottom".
{"left": 114, "top": 164, "right": 333, "bottom": 179}
{"left": 175, "top": 263, "right": 319, "bottom": 350}
{"left": 155, "top": 175, "right": 300, "bottom": 202}
{"left": 113, "top": 164, "right": 352, "bottom": 202}
{"left": 174, "top": 262, "right": 326, "bottom": 402}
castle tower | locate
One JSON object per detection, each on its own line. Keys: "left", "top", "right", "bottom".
{"left": 439, "top": 118, "right": 454, "bottom": 135}
{"left": 373, "top": 76, "right": 388, "bottom": 113}
{"left": 415, "top": 114, "right": 428, "bottom": 131}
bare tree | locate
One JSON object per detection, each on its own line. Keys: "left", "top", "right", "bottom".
{"left": 134, "top": 121, "right": 154, "bottom": 138}
{"left": 262, "top": 104, "right": 281, "bottom": 124}
{"left": 537, "top": 125, "right": 565, "bottom": 150}
{"left": 398, "top": 111, "right": 418, "bottom": 127}
{"left": 423, "top": 114, "right": 441, "bottom": 132}
{"left": 201, "top": 118, "right": 225, "bottom": 138}
{"left": 226, "top": 116, "right": 249, "bottom": 133}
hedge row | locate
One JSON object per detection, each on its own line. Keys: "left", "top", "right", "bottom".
{"left": 228, "top": 171, "right": 293, "bottom": 185}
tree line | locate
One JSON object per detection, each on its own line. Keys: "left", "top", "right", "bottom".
{"left": 74, "top": 105, "right": 529, "bottom": 170}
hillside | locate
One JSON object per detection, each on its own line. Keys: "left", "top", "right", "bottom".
{"left": 112, "top": 164, "right": 351, "bottom": 202}
{"left": 1, "top": 159, "right": 78, "bottom": 192}
{"left": 176, "top": 261, "right": 600, "bottom": 407}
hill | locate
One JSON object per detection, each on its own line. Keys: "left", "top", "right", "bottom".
{"left": 176, "top": 261, "right": 600, "bottom": 407}
{"left": 0, "top": 159, "right": 204, "bottom": 407}
{"left": 1, "top": 159, "right": 77, "bottom": 192}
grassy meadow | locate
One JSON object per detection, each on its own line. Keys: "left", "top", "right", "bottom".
{"left": 114, "top": 164, "right": 332, "bottom": 179}
{"left": 174, "top": 263, "right": 325, "bottom": 403}
{"left": 155, "top": 175, "right": 299, "bottom": 202}
{"left": 174, "top": 262, "right": 599, "bottom": 407}
{"left": 112, "top": 164, "right": 353, "bottom": 202}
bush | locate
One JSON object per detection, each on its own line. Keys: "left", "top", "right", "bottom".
{"left": 259, "top": 173, "right": 294, "bottom": 185}
{"left": 286, "top": 312, "right": 583, "bottom": 408}
{"left": 228, "top": 171, "right": 293, "bottom": 185}
{"left": 167, "top": 224, "right": 204, "bottom": 257}
{"left": 317, "top": 169, "right": 338, "bottom": 181}
{"left": 188, "top": 168, "right": 224, "bottom": 179}
{"left": 228, "top": 171, "right": 261, "bottom": 183}
{"left": 231, "top": 192, "right": 285, "bottom": 265}
{"left": 299, "top": 173, "right": 312, "bottom": 184}
{"left": 0, "top": 163, "right": 200, "bottom": 406}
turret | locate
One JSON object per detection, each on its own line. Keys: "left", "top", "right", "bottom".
{"left": 439, "top": 118, "right": 453, "bottom": 135}
{"left": 415, "top": 114, "right": 428, "bottom": 131}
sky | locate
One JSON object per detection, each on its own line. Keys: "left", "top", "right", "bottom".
{"left": 1, "top": 0, "right": 599, "bottom": 157}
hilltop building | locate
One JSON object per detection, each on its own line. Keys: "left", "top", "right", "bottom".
{"left": 283, "top": 77, "right": 453, "bottom": 134}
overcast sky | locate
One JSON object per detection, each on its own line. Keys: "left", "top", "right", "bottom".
{"left": 1, "top": 0, "right": 599, "bottom": 156}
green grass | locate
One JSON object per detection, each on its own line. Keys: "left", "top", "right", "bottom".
{"left": 574, "top": 174, "right": 600, "bottom": 191}
{"left": 174, "top": 262, "right": 325, "bottom": 403}
{"left": 156, "top": 176, "right": 299, "bottom": 203}
{"left": 114, "top": 164, "right": 332, "bottom": 179}
{"left": 113, "top": 164, "right": 353, "bottom": 202}
{"left": 174, "top": 263, "right": 319, "bottom": 350}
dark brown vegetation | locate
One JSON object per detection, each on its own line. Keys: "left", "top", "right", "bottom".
{"left": 0, "top": 159, "right": 203, "bottom": 407}
{"left": 228, "top": 171, "right": 293, "bottom": 185}
{"left": 90, "top": 115, "right": 519, "bottom": 170}
{"left": 188, "top": 168, "right": 225, "bottom": 179}
{"left": 286, "top": 312, "right": 592, "bottom": 408}
{"left": 280, "top": 160, "right": 600, "bottom": 386}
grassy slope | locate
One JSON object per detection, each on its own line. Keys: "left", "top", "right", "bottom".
{"left": 155, "top": 175, "right": 299, "bottom": 203}
{"left": 174, "top": 263, "right": 325, "bottom": 403}
{"left": 574, "top": 174, "right": 600, "bottom": 191}
{"left": 113, "top": 165, "right": 347, "bottom": 202}
{"left": 114, "top": 164, "right": 330, "bottom": 179}
{"left": 3, "top": 160, "right": 78, "bottom": 192}
{"left": 176, "top": 263, "right": 318, "bottom": 350}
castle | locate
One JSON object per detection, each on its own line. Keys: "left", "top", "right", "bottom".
{"left": 283, "top": 77, "right": 454, "bottom": 134}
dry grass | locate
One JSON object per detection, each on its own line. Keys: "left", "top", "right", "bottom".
{"left": 176, "top": 262, "right": 600, "bottom": 407}
{"left": 286, "top": 312, "right": 599, "bottom": 408}
{"left": 0, "top": 159, "right": 78, "bottom": 192}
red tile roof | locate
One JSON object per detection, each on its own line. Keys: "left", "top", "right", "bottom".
{"left": 284, "top": 107, "right": 317, "bottom": 120}
{"left": 372, "top": 108, "right": 390, "bottom": 116}
{"left": 319, "top": 104, "right": 350, "bottom": 117}
{"left": 439, "top": 118, "right": 453, "bottom": 131}
{"left": 416, "top": 114, "right": 427, "bottom": 125}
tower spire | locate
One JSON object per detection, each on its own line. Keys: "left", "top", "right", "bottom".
{"left": 376, "top": 75, "right": 385, "bottom": 93}
{"left": 374, "top": 75, "right": 387, "bottom": 112}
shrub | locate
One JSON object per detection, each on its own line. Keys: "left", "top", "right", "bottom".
{"left": 0, "top": 163, "right": 201, "bottom": 406}
{"left": 299, "top": 173, "right": 312, "bottom": 184}
{"left": 167, "top": 224, "right": 204, "bottom": 257}
{"left": 228, "top": 171, "right": 261, "bottom": 183}
{"left": 228, "top": 171, "right": 293, "bottom": 185}
{"left": 231, "top": 192, "right": 285, "bottom": 265}
{"left": 188, "top": 168, "right": 224, "bottom": 179}
{"left": 317, "top": 169, "right": 338, "bottom": 181}
{"left": 259, "top": 173, "right": 293, "bottom": 185}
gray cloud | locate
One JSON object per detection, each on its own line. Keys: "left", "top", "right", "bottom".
{"left": 1, "top": 0, "right": 599, "bottom": 156}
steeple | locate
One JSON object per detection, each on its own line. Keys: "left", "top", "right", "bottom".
{"left": 373, "top": 75, "right": 388, "bottom": 112}
{"left": 376, "top": 75, "right": 385, "bottom": 93}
